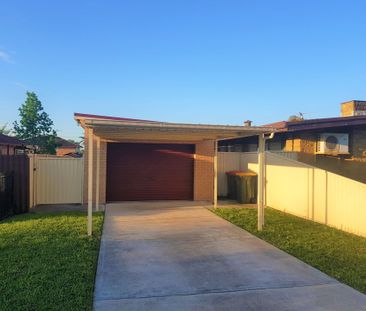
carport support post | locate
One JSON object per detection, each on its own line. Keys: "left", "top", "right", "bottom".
{"left": 95, "top": 136, "right": 101, "bottom": 212}
{"left": 257, "top": 134, "right": 265, "bottom": 231}
{"left": 213, "top": 140, "right": 218, "bottom": 207}
{"left": 87, "top": 127, "right": 94, "bottom": 236}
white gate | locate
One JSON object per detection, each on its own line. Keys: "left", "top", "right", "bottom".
{"left": 29, "top": 155, "right": 84, "bottom": 206}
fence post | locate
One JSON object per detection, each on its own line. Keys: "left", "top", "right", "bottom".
{"left": 258, "top": 134, "right": 265, "bottom": 231}
{"left": 311, "top": 168, "right": 315, "bottom": 221}
{"left": 325, "top": 171, "right": 328, "bottom": 225}
{"left": 34, "top": 155, "right": 37, "bottom": 207}
{"left": 28, "top": 154, "right": 34, "bottom": 208}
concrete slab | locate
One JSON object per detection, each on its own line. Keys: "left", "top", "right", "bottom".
{"left": 95, "top": 283, "right": 366, "bottom": 311}
{"left": 94, "top": 201, "right": 366, "bottom": 310}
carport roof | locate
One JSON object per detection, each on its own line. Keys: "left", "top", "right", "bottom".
{"left": 74, "top": 113, "right": 275, "bottom": 142}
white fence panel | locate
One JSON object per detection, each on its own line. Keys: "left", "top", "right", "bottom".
{"left": 218, "top": 151, "right": 366, "bottom": 237}
{"left": 217, "top": 152, "right": 259, "bottom": 196}
{"left": 32, "top": 156, "right": 84, "bottom": 205}
{"left": 217, "top": 152, "right": 240, "bottom": 196}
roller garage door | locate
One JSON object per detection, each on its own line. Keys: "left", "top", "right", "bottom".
{"left": 106, "top": 143, "right": 194, "bottom": 201}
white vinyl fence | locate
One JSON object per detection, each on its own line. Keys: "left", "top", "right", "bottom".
{"left": 218, "top": 152, "right": 366, "bottom": 238}
{"left": 29, "top": 155, "right": 84, "bottom": 206}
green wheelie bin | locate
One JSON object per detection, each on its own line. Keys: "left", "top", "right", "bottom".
{"left": 235, "top": 171, "right": 257, "bottom": 204}
{"left": 226, "top": 171, "right": 242, "bottom": 200}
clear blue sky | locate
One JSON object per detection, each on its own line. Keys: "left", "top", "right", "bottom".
{"left": 1, "top": 1, "right": 365, "bottom": 140}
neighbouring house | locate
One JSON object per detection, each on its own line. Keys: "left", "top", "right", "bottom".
{"left": 219, "top": 100, "right": 366, "bottom": 183}
{"left": 23, "top": 136, "right": 80, "bottom": 156}
{"left": 0, "top": 134, "right": 26, "bottom": 155}
{"left": 74, "top": 113, "right": 273, "bottom": 207}
{"left": 55, "top": 137, "right": 80, "bottom": 156}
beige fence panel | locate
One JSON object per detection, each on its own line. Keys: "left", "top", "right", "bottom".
{"left": 32, "top": 156, "right": 84, "bottom": 205}
{"left": 313, "top": 169, "right": 327, "bottom": 223}
{"left": 218, "top": 151, "right": 366, "bottom": 237}
{"left": 269, "top": 151, "right": 299, "bottom": 160}
{"left": 264, "top": 153, "right": 314, "bottom": 219}
{"left": 326, "top": 171, "right": 366, "bottom": 236}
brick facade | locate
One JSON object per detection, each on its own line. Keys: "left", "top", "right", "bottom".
{"left": 56, "top": 146, "right": 78, "bottom": 156}
{"left": 351, "top": 126, "right": 366, "bottom": 159}
{"left": 83, "top": 131, "right": 215, "bottom": 204}
{"left": 341, "top": 100, "right": 366, "bottom": 117}
{"left": 194, "top": 140, "right": 215, "bottom": 201}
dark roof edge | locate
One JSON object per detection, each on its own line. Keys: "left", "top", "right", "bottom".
{"left": 0, "top": 134, "right": 25, "bottom": 146}
{"left": 262, "top": 115, "right": 366, "bottom": 132}
{"left": 74, "top": 112, "right": 156, "bottom": 123}
{"left": 287, "top": 115, "right": 366, "bottom": 127}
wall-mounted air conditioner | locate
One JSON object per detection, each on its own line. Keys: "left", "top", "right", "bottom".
{"left": 316, "top": 133, "right": 349, "bottom": 155}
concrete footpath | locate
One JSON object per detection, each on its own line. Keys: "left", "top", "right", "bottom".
{"left": 94, "top": 201, "right": 366, "bottom": 311}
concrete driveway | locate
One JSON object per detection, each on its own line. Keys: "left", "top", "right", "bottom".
{"left": 94, "top": 202, "right": 366, "bottom": 311}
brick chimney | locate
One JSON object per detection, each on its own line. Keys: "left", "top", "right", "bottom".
{"left": 341, "top": 100, "right": 366, "bottom": 117}
{"left": 244, "top": 120, "right": 252, "bottom": 127}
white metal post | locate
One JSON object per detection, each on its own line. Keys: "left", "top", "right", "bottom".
{"left": 257, "top": 134, "right": 265, "bottom": 231}
{"left": 213, "top": 140, "right": 218, "bottom": 207}
{"left": 95, "top": 136, "right": 100, "bottom": 212}
{"left": 87, "top": 128, "right": 94, "bottom": 236}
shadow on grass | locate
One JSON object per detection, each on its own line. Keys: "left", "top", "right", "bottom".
{"left": 0, "top": 210, "right": 103, "bottom": 225}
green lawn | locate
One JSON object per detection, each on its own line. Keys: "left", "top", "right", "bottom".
{"left": 213, "top": 207, "right": 366, "bottom": 294}
{"left": 0, "top": 212, "right": 104, "bottom": 311}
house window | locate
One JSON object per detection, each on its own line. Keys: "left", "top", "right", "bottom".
{"left": 232, "top": 144, "right": 243, "bottom": 152}
{"left": 267, "top": 141, "right": 283, "bottom": 151}
{"left": 246, "top": 143, "right": 258, "bottom": 152}
{"left": 15, "top": 149, "right": 25, "bottom": 155}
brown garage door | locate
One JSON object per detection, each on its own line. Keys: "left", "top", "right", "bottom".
{"left": 106, "top": 143, "right": 194, "bottom": 201}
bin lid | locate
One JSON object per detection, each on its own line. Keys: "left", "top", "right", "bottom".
{"left": 237, "top": 172, "right": 257, "bottom": 177}
{"left": 226, "top": 170, "right": 242, "bottom": 175}
{"left": 226, "top": 170, "right": 257, "bottom": 176}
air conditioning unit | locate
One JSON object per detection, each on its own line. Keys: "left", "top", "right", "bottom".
{"left": 316, "top": 133, "right": 349, "bottom": 155}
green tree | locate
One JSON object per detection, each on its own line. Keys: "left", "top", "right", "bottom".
{"left": 13, "top": 92, "right": 57, "bottom": 154}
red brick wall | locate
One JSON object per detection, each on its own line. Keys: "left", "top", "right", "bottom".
{"left": 194, "top": 140, "right": 215, "bottom": 202}
{"left": 56, "top": 147, "right": 77, "bottom": 156}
